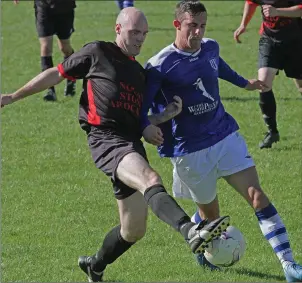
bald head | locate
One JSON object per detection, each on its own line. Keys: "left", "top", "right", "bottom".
{"left": 116, "top": 7, "right": 147, "bottom": 28}
{"left": 115, "top": 7, "right": 148, "bottom": 57}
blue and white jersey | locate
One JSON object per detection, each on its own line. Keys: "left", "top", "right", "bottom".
{"left": 141, "top": 38, "right": 249, "bottom": 158}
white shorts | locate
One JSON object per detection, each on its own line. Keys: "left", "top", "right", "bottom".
{"left": 170, "top": 132, "right": 255, "bottom": 204}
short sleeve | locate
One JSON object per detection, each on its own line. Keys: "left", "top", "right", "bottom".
{"left": 57, "top": 42, "right": 98, "bottom": 81}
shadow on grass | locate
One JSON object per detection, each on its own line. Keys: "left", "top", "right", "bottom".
{"left": 224, "top": 266, "right": 284, "bottom": 282}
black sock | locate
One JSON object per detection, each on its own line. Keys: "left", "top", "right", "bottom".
{"left": 41, "top": 56, "right": 55, "bottom": 92}
{"left": 91, "top": 225, "right": 134, "bottom": 272}
{"left": 144, "top": 185, "right": 193, "bottom": 239}
{"left": 259, "top": 90, "right": 278, "bottom": 133}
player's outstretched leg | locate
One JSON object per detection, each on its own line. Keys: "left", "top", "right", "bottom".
{"left": 186, "top": 216, "right": 230, "bottom": 254}
{"left": 191, "top": 211, "right": 220, "bottom": 271}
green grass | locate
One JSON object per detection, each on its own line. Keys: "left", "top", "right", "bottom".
{"left": 1, "top": 1, "right": 301, "bottom": 282}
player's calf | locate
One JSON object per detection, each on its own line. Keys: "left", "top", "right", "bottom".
{"left": 245, "top": 186, "right": 270, "bottom": 211}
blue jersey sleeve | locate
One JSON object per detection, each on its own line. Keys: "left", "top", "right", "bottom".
{"left": 141, "top": 63, "right": 164, "bottom": 131}
{"left": 218, "top": 57, "right": 249, "bottom": 88}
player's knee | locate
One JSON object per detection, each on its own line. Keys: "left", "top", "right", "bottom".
{"left": 121, "top": 226, "right": 146, "bottom": 242}
{"left": 143, "top": 169, "right": 162, "bottom": 188}
{"left": 248, "top": 186, "right": 270, "bottom": 210}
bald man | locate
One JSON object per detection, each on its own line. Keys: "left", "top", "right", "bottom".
{"left": 1, "top": 7, "right": 230, "bottom": 282}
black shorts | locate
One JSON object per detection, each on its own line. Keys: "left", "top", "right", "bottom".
{"left": 87, "top": 127, "right": 148, "bottom": 200}
{"left": 258, "top": 36, "right": 302, "bottom": 79}
{"left": 35, "top": 8, "right": 75, "bottom": 40}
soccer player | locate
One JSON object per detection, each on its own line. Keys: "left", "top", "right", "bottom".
{"left": 142, "top": 1, "right": 302, "bottom": 281}
{"left": 1, "top": 7, "right": 230, "bottom": 282}
{"left": 233, "top": 0, "right": 302, "bottom": 149}
{"left": 115, "top": 0, "right": 134, "bottom": 11}
{"left": 14, "top": 0, "right": 77, "bottom": 101}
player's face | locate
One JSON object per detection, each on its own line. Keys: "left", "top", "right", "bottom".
{"left": 176, "top": 11, "right": 207, "bottom": 52}
{"left": 117, "top": 17, "right": 149, "bottom": 57}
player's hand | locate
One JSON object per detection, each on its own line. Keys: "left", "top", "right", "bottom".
{"left": 163, "top": 95, "right": 182, "bottom": 120}
{"left": 245, "top": 79, "right": 268, "bottom": 91}
{"left": 1, "top": 94, "right": 14, "bottom": 108}
{"left": 143, "top": 124, "right": 164, "bottom": 146}
{"left": 13, "top": 0, "right": 19, "bottom": 5}
{"left": 262, "top": 5, "right": 278, "bottom": 17}
{"left": 234, "top": 25, "right": 246, "bottom": 43}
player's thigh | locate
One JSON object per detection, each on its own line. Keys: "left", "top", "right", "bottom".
{"left": 116, "top": 151, "right": 162, "bottom": 193}
{"left": 217, "top": 132, "right": 254, "bottom": 178}
{"left": 35, "top": 8, "right": 55, "bottom": 39}
{"left": 171, "top": 150, "right": 217, "bottom": 205}
{"left": 54, "top": 10, "right": 75, "bottom": 40}
{"left": 117, "top": 191, "right": 148, "bottom": 242}
{"left": 87, "top": 127, "right": 161, "bottom": 193}
{"left": 258, "top": 37, "right": 280, "bottom": 89}
{"left": 283, "top": 39, "right": 302, "bottom": 80}
{"left": 196, "top": 196, "right": 220, "bottom": 222}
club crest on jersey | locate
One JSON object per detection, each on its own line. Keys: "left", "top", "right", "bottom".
{"left": 193, "top": 78, "right": 215, "bottom": 102}
{"left": 209, "top": 58, "right": 218, "bottom": 70}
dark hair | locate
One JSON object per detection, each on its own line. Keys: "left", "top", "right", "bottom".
{"left": 175, "top": 0, "right": 207, "bottom": 20}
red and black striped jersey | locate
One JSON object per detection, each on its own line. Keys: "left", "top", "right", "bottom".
{"left": 247, "top": 0, "right": 302, "bottom": 40}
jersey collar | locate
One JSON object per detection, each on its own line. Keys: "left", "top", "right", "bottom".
{"left": 171, "top": 40, "right": 204, "bottom": 57}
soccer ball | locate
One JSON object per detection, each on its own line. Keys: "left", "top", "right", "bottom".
{"left": 204, "top": 226, "right": 246, "bottom": 267}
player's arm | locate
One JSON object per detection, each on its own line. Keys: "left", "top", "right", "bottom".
{"left": 240, "top": 1, "right": 258, "bottom": 27}
{"left": 234, "top": 1, "right": 258, "bottom": 43}
{"left": 142, "top": 64, "right": 182, "bottom": 127}
{"left": 1, "top": 43, "right": 94, "bottom": 107}
{"left": 140, "top": 63, "right": 166, "bottom": 146}
{"left": 262, "top": 4, "right": 302, "bottom": 17}
{"left": 218, "top": 57, "right": 249, "bottom": 88}
{"left": 218, "top": 57, "right": 267, "bottom": 91}
{"left": 141, "top": 64, "right": 163, "bottom": 130}
{"left": 2, "top": 68, "right": 64, "bottom": 105}
{"left": 148, "top": 96, "right": 182, "bottom": 126}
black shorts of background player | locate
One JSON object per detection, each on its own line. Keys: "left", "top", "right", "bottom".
{"left": 15, "top": 0, "right": 77, "bottom": 101}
